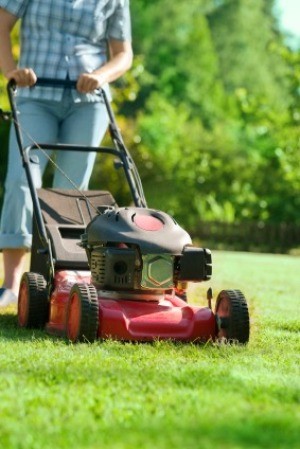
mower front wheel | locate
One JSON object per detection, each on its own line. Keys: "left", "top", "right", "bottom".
{"left": 18, "top": 272, "right": 49, "bottom": 328}
{"left": 215, "top": 289, "right": 250, "bottom": 344}
{"left": 66, "top": 283, "right": 99, "bottom": 343}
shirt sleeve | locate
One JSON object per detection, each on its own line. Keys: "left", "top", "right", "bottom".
{"left": 0, "top": 0, "right": 29, "bottom": 18}
{"left": 106, "top": 0, "right": 132, "bottom": 41}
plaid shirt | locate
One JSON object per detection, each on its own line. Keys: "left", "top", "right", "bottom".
{"left": 0, "top": 0, "right": 131, "bottom": 101}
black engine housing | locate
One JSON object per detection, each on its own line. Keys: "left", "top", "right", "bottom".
{"left": 81, "top": 207, "right": 212, "bottom": 291}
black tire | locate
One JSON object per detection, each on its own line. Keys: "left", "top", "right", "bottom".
{"left": 18, "top": 272, "right": 49, "bottom": 328}
{"left": 215, "top": 289, "right": 250, "bottom": 344}
{"left": 66, "top": 283, "right": 99, "bottom": 343}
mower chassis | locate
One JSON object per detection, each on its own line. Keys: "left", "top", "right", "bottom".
{"left": 45, "top": 270, "right": 216, "bottom": 342}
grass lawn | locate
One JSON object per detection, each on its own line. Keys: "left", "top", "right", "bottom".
{"left": 0, "top": 251, "right": 299, "bottom": 449}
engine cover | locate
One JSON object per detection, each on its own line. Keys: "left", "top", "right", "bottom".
{"left": 82, "top": 207, "right": 192, "bottom": 255}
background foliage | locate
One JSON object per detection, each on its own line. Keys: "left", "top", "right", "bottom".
{"left": 0, "top": 0, "right": 299, "bottom": 232}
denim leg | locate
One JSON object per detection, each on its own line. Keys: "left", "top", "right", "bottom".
{"left": 0, "top": 99, "right": 58, "bottom": 249}
{"left": 53, "top": 100, "right": 109, "bottom": 189}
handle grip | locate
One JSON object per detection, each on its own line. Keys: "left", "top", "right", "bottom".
{"left": 8, "top": 77, "right": 104, "bottom": 93}
{"left": 33, "top": 77, "right": 78, "bottom": 88}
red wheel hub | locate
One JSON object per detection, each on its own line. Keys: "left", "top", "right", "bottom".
{"left": 67, "top": 293, "right": 81, "bottom": 342}
{"left": 216, "top": 294, "right": 230, "bottom": 339}
{"left": 18, "top": 281, "right": 29, "bottom": 327}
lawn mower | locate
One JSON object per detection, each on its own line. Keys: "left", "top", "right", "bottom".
{"left": 7, "top": 78, "right": 250, "bottom": 344}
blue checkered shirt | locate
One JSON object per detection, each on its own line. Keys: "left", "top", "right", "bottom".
{"left": 0, "top": 0, "right": 131, "bottom": 102}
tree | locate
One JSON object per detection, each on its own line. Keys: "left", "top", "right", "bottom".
{"left": 128, "top": 0, "right": 299, "bottom": 225}
{"left": 207, "top": 0, "right": 290, "bottom": 110}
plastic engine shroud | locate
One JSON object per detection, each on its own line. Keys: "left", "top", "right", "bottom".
{"left": 82, "top": 207, "right": 193, "bottom": 255}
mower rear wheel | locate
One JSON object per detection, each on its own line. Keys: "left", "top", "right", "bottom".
{"left": 66, "top": 283, "right": 99, "bottom": 343}
{"left": 215, "top": 289, "right": 250, "bottom": 344}
{"left": 18, "top": 272, "right": 49, "bottom": 328}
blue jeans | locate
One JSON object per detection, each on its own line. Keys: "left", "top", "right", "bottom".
{"left": 0, "top": 90, "right": 109, "bottom": 249}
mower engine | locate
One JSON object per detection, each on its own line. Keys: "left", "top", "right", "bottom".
{"left": 81, "top": 207, "right": 212, "bottom": 293}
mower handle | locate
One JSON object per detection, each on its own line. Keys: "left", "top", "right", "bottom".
{"left": 6, "top": 77, "right": 147, "bottom": 211}
{"left": 8, "top": 77, "right": 104, "bottom": 93}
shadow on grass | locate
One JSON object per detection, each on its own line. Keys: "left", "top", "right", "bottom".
{"left": 0, "top": 309, "right": 249, "bottom": 348}
{"left": 0, "top": 311, "right": 59, "bottom": 342}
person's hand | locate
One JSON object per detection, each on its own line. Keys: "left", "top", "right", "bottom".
{"left": 5, "top": 68, "right": 37, "bottom": 87}
{"left": 76, "top": 73, "right": 106, "bottom": 93}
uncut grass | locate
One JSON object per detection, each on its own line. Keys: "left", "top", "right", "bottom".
{"left": 0, "top": 251, "right": 299, "bottom": 449}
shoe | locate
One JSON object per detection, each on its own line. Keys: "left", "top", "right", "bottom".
{"left": 0, "top": 288, "right": 18, "bottom": 307}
